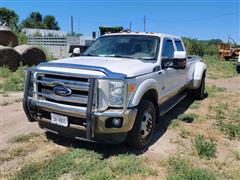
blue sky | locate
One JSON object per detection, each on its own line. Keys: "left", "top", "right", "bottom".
{"left": 1, "top": 0, "right": 239, "bottom": 42}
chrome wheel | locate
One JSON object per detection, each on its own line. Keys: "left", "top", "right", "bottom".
{"left": 141, "top": 112, "right": 153, "bottom": 138}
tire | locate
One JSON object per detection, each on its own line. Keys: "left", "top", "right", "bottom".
{"left": 126, "top": 100, "right": 156, "bottom": 149}
{"left": 237, "top": 66, "right": 240, "bottom": 74}
{"left": 192, "top": 72, "right": 206, "bottom": 100}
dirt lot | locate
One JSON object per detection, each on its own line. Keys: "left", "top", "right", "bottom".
{"left": 1, "top": 75, "right": 240, "bottom": 179}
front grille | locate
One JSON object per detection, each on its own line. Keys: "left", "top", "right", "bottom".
{"left": 35, "top": 73, "right": 90, "bottom": 107}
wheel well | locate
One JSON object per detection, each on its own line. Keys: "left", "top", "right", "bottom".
{"left": 141, "top": 89, "right": 159, "bottom": 123}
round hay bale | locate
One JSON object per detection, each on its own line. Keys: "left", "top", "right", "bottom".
{"left": 14, "top": 45, "right": 46, "bottom": 66}
{"left": 0, "top": 45, "right": 22, "bottom": 71}
{"left": 0, "top": 29, "right": 18, "bottom": 47}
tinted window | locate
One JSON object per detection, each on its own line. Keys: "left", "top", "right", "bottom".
{"left": 175, "top": 40, "right": 184, "bottom": 51}
{"left": 162, "top": 39, "right": 175, "bottom": 58}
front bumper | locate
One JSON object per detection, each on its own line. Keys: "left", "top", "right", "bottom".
{"left": 23, "top": 69, "right": 137, "bottom": 143}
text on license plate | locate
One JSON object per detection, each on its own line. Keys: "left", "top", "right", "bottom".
{"left": 51, "top": 113, "right": 68, "bottom": 127}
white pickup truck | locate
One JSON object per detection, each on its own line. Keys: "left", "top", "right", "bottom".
{"left": 23, "top": 32, "right": 207, "bottom": 149}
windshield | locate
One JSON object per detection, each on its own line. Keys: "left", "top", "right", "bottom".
{"left": 83, "top": 35, "right": 160, "bottom": 61}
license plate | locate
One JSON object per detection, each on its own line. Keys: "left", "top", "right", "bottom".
{"left": 51, "top": 113, "right": 68, "bottom": 127}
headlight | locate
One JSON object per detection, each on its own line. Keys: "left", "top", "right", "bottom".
{"left": 109, "top": 80, "right": 126, "bottom": 107}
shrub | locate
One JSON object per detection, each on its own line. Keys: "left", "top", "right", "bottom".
{"left": 0, "top": 66, "right": 25, "bottom": 91}
{"left": 177, "top": 113, "right": 199, "bottom": 123}
{"left": 193, "top": 135, "right": 217, "bottom": 159}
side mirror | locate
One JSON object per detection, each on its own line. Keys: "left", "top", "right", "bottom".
{"left": 173, "top": 51, "right": 187, "bottom": 69}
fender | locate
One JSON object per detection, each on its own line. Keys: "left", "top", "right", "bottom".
{"left": 129, "top": 78, "right": 160, "bottom": 107}
{"left": 190, "top": 61, "right": 207, "bottom": 89}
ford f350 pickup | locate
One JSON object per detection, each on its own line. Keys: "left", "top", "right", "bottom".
{"left": 23, "top": 32, "right": 207, "bottom": 149}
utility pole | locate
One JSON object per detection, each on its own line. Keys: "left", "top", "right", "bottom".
{"left": 144, "top": 16, "right": 146, "bottom": 32}
{"left": 71, "top": 16, "right": 74, "bottom": 35}
{"left": 129, "top": 21, "right": 132, "bottom": 31}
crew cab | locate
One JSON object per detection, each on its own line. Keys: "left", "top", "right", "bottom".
{"left": 23, "top": 32, "right": 207, "bottom": 149}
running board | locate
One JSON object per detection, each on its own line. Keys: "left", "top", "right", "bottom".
{"left": 159, "top": 91, "right": 187, "bottom": 116}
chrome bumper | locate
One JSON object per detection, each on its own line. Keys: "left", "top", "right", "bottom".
{"left": 23, "top": 66, "right": 137, "bottom": 142}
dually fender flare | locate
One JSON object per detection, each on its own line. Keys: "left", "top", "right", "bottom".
{"left": 130, "top": 79, "right": 160, "bottom": 107}
{"left": 191, "top": 61, "right": 207, "bottom": 89}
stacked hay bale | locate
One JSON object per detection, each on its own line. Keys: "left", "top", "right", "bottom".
{"left": 15, "top": 45, "right": 46, "bottom": 66}
{"left": 0, "top": 45, "right": 23, "bottom": 71}
{"left": 0, "top": 28, "right": 47, "bottom": 70}
{"left": 0, "top": 28, "right": 18, "bottom": 47}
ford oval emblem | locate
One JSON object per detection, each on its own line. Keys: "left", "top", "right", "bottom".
{"left": 53, "top": 86, "right": 72, "bottom": 96}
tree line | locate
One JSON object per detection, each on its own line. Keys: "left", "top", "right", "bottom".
{"left": 182, "top": 37, "right": 222, "bottom": 57}
{"left": 0, "top": 7, "right": 60, "bottom": 31}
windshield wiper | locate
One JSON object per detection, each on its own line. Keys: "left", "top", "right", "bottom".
{"left": 81, "top": 53, "right": 98, "bottom": 57}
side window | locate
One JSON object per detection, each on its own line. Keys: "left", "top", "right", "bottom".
{"left": 162, "top": 39, "right": 175, "bottom": 58}
{"left": 175, "top": 40, "right": 184, "bottom": 51}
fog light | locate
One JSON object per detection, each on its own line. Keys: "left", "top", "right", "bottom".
{"left": 105, "top": 117, "right": 123, "bottom": 128}
{"left": 112, "top": 118, "right": 122, "bottom": 127}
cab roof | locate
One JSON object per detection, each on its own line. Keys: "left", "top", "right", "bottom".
{"left": 103, "top": 32, "right": 182, "bottom": 39}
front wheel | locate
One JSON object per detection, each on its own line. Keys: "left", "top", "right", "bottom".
{"left": 126, "top": 100, "right": 156, "bottom": 149}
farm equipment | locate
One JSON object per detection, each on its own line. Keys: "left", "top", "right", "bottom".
{"left": 99, "top": 26, "right": 123, "bottom": 35}
{"left": 218, "top": 36, "right": 240, "bottom": 60}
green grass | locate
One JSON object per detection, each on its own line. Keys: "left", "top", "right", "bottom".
{"left": 170, "top": 113, "right": 199, "bottom": 129}
{"left": 177, "top": 113, "right": 199, "bottom": 123}
{"left": 203, "top": 55, "right": 237, "bottom": 79}
{"left": 9, "top": 133, "right": 41, "bottom": 143}
{"left": 212, "top": 103, "right": 240, "bottom": 140}
{"left": 206, "top": 85, "right": 226, "bottom": 97}
{"left": 179, "top": 127, "right": 190, "bottom": 138}
{"left": 190, "top": 101, "right": 201, "bottom": 109}
{"left": 193, "top": 135, "right": 217, "bottom": 159}
{"left": 13, "top": 148, "right": 156, "bottom": 180}
{"left": 0, "top": 66, "right": 25, "bottom": 92}
{"left": 167, "top": 156, "right": 217, "bottom": 180}
{"left": 232, "top": 150, "right": 240, "bottom": 160}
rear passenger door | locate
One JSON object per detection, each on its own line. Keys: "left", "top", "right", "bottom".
{"left": 174, "top": 39, "right": 189, "bottom": 85}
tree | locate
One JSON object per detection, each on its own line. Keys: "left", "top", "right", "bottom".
{"left": 21, "top": 12, "right": 44, "bottom": 29}
{"left": 0, "top": 7, "right": 19, "bottom": 30}
{"left": 21, "top": 12, "right": 60, "bottom": 30}
{"left": 43, "top": 15, "right": 60, "bottom": 30}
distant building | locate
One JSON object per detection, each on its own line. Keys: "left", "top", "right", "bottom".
{"left": 22, "top": 28, "right": 93, "bottom": 59}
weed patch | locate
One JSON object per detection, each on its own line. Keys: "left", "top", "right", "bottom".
{"left": 177, "top": 113, "right": 199, "bottom": 123}
{"left": 13, "top": 149, "right": 156, "bottom": 179}
{"left": 206, "top": 85, "right": 225, "bottom": 97}
{"left": 167, "top": 156, "right": 217, "bottom": 180}
{"left": 0, "top": 66, "right": 25, "bottom": 91}
{"left": 9, "top": 133, "right": 41, "bottom": 143}
{"left": 213, "top": 103, "right": 240, "bottom": 140}
{"left": 179, "top": 128, "right": 190, "bottom": 138}
{"left": 190, "top": 101, "right": 201, "bottom": 109}
{"left": 193, "top": 135, "right": 217, "bottom": 159}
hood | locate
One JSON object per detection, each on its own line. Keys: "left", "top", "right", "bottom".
{"left": 45, "top": 56, "right": 156, "bottom": 78}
